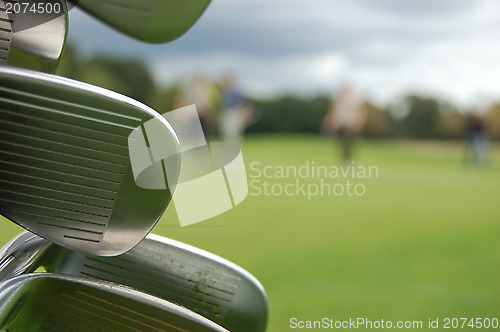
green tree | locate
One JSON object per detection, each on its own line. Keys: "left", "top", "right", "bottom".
{"left": 362, "top": 102, "right": 395, "bottom": 138}
{"left": 437, "top": 112, "right": 466, "bottom": 140}
{"left": 248, "top": 95, "right": 329, "bottom": 133}
{"left": 486, "top": 104, "right": 500, "bottom": 140}
{"left": 77, "top": 56, "right": 156, "bottom": 105}
{"left": 401, "top": 95, "right": 440, "bottom": 139}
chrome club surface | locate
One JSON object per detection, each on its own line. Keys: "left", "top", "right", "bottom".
{"left": 0, "top": 231, "right": 269, "bottom": 332}
{"left": 69, "top": 0, "right": 211, "bottom": 43}
{"left": 0, "top": 273, "right": 228, "bottom": 331}
{"left": 0, "top": 0, "right": 68, "bottom": 73}
{"left": 0, "top": 67, "right": 181, "bottom": 256}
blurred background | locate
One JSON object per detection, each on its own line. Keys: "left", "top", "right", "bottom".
{"left": 1, "top": 0, "right": 500, "bottom": 330}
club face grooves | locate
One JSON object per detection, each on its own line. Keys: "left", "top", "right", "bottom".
{"left": 0, "top": 232, "right": 269, "bottom": 331}
{"left": 0, "top": 274, "right": 229, "bottom": 331}
{"left": 0, "top": 67, "right": 180, "bottom": 255}
{"left": 0, "top": 0, "right": 14, "bottom": 64}
{"left": 38, "top": 234, "right": 269, "bottom": 332}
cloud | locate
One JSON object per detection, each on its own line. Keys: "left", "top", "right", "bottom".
{"left": 67, "top": 0, "right": 500, "bottom": 107}
{"left": 151, "top": 51, "right": 347, "bottom": 98}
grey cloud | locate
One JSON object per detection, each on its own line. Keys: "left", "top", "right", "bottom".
{"left": 153, "top": 0, "right": 477, "bottom": 61}
{"left": 66, "top": 1, "right": 500, "bottom": 104}
{"left": 355, "top": 0, "right": 477, "bottom": 16}
{"left": 69, "top": 0, "right": 477, "bottom": 61}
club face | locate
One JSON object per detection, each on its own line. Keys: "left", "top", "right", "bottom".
{"left": 4, "top": 232, "right": 269, "bottom": 332}
{"left": 0, "top": 0, "right": 68, "bottom": 73}
{"left": 69, "top": 0, "right": 211, "bottom": 43}
{"left": 0, "top": 273, "right": 228, "bottom": 331}
{"left": 0, "top": 67, "right": 181, "bottom": 256}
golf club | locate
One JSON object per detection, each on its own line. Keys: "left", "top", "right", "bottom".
{"left": 0, "top": 273, "right": 228, "bottom": 331}
{"left": 0, "top": 230, "right": 47, "bottom": 280}
{"left": 68, "top": 0, "right": 211, "bottom": 43}
{"left": 0, "top": 0, "right": 68, "bottom": 73}
{"left": 0, "top": 66, "right": 181, "bottom": 256}
{"left": 0, "top": 231, "right": 269, "bottom": 332}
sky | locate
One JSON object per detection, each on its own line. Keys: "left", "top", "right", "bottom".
{"left": 67, "top": 0, "right": 500, "bottom": 108}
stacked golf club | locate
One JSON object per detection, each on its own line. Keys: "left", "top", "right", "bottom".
{"left": 0, "top": 0, "right": 268, "bottom": 331}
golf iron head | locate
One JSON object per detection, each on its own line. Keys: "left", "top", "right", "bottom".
{"left": 0, "top": 66, "right": 181, "bottom": 256}
{"left": 0, "top": 273, "right": 228, "bottom": 331}
{"left": 68, "top": 0, "right": 211, "bottom": 43}
{"left": 0, "top": 0, "right": 68, "bottom": 73}
{"left": 0, "top": 231, "right": 269, "bottom": 332}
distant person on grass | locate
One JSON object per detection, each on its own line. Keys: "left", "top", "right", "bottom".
{"left": 175, "top": 71, "right": 219, "bottom": 138}
{"left": 464, "top": 111, "right": 488, "bottom": 165}
{"left": 219, "top": 72, "right": 253, "bottom": 143}
{"left": 322, "top": 83, "right": 367, "bottom": 162}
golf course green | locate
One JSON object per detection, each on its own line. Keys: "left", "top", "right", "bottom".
{"left": 1, "top": 136, "right": 498, "bottom": 331}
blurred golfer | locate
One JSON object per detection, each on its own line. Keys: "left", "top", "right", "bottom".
{"left": 322, "top": 83, "right": 367, "bottom": 162}
{"left": 464, "top": 111, "right": 488, "bottom": 165}
{"left": 219, "top": 72, "right": 253, "bottom": 143}
{"left": 175, "top": 71, "right": 219, "bottom": 138}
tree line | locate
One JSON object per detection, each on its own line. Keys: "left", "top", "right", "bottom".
{"left": 56, "top": 46, "right": 500, "bottom": 141}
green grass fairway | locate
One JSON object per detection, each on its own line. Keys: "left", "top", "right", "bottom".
{"left": 1, "top": 136, "right": 499, "bottom": 331}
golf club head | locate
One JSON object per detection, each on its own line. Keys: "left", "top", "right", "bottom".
{"left": 0, "top": 231, "right": 50, "bottom": 280}
{"left": 69, "top": 0, "right": 211, "bottom": 43}
{"left": 0, "top": 0, "right": 68, "bottom": 73}
{"left": 0, "top": 273, "right": 228, "bottom": 331}
{"left": 0, "top": 66, "right": 181, "bottom": 256}
{"left": 0, "top": 231, "right": 269, "bottom": 332}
